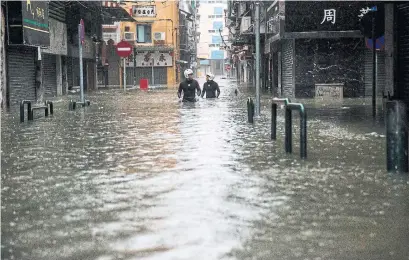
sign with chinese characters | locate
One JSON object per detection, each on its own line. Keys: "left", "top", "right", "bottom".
{"left": 285, "top": 1, "right": 379, "bottom": 32}
{"left": 22, "top": 0, "right": 50, "bottom": 46}
{"left": 321, "top": 9, "right": 336, "bottom": 24}
{"left": 132, "top": 5, "right": 156, "bottom": 17}
{"left": 127, "top": 51, "right": 173, "bottom": 67}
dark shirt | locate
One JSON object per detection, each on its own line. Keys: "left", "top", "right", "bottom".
{"left": 178, "top": 79, "right": 201, "bottom": 102}
{"left": 201, "top": 80, "right": 220, "bottom": 98}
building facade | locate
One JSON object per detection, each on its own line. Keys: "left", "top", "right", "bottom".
{"left": 0, "top": 1, "right": 113, "bottom": 109}
{"left": 226, "top": 1, "right": 408, "bottom": 101}
{"left": 197, "top": 0, "right": 228, "bottom": 77}
{"left": 102, "top": 0, "right": 181, "bottom": 87}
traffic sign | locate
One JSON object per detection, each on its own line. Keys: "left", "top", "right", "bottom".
{"left": 116, "top": 40, "right": 133, "bottom": 57}
{"left": 225, "top": 64, "right": 231, "bottom": 71}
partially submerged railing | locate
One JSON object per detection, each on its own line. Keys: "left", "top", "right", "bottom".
{"left": 69, "top": 100, "right": 91, "bottom": 110}
{"left": 271, "top": 98, "right": 307, "bottom": 159}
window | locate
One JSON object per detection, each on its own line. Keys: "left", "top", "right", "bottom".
{"left": 137, "top": 24, "right": 152, "bottom": 43}
{"left": 213, "top": 21, "right": 223, "bottom": 30}
{"left": 208, "top": 15, "right": 223, "bottom": 19}
{"left": 209, "top": 44, "right": 220, "bottom": 47}
{"left": 214, "top": 7, "right": 223, "bottom": 15}
{"left": 212, "top": 35, "right": 222, "bottom": 44}
{"left": 208, "top": 30, "right": 216, "bottom": 33}
{"left": 211, "top": 50, "right": 224, "bottom": 60}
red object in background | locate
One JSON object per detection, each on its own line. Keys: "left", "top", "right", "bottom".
{"left": 140, "top": 78, "right": 148, "bottom": 90}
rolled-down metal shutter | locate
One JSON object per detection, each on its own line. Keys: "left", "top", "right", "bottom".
{"left": 126, "top": 67, "right": 168, "bottom": 86}
{"left": 397, "top": 3, "right": 409, "bottom": 103}
{"left": 7, "top": 46, "right": 36, "bottom": 107}
{"left": 281, "top": 39, "right": 295, "bottom": 97}
{"left": 364, "top": 50, "right": 385, "bottom": 96}
{"left": 43, "top": 54, "right": 57, "bottom": 97}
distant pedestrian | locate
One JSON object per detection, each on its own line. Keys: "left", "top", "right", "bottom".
{"left": 201, "top": 72, "right": 220, "bottom": 99}
{"left": 178, "top": 69, "right": 201, "bottom": 102}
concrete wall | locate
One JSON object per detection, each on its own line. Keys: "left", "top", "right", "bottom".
{"left": 294, "top": 38, "right": 365, "bottom": 98}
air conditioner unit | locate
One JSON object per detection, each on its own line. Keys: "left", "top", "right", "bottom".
{"left": 124, "top": 32, "right": 135, "bottom": 41}
{"left": 153, "top": 32, "right": 165, "bottom": 41}
{"left": 240, "top": 17, "right": 251, "bottom": 33}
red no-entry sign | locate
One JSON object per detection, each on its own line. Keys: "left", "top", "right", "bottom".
{"left": 116, "top": 40, "right": 133, "bottom": 57}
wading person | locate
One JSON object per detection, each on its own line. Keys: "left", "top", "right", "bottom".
{"left": 201, "top": 72, "right": 220, "bottom": 99}
{"left": 178, "top": 69, "right": 201, "bottom": 102}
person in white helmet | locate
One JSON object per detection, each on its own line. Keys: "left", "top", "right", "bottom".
{"left": 177, "top": 69, "right": 201, "bottom": 102}
{"left": 201, "top": 72, "right": 220, "bottom": 99}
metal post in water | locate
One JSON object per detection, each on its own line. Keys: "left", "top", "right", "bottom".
{"left": 271, "top": 103, "right": 277, "bottom": 140}
{"left": 386, "top": 100, "right": 408, "bottom": 173}
{"left": 123, "top": 58, "right": 126, "bottom": 92}
{"left": 300, "top": 106, "right": 307, "bottom": 159}
{"left": 247, "top": 98, "right": 254, "bottom": 124}
{"left": 285, "top": 107, "right": 292, "bottom": 153}
{"left": 255, "top": 2, "right": 261, "bottom": 117}
{"left": 78, "top": 24, "right": 84, "bottom": 104}
{"left": 20, "top": 102, "right": 25, "bottom": 123}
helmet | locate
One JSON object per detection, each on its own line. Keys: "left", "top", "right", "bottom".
{"left": 205, "top": 72, "right": 215, "bottom": 81}
{"left": 184, "top": 69, "right": 194, "bottom": 78}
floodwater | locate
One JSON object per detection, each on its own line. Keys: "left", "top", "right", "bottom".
{"left": 1, "top": 78, "right": 408, "bottom": 260}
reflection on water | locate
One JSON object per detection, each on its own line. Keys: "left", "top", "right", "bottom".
{"left": 2, "top": 79, "right": 408, "bottom": 260}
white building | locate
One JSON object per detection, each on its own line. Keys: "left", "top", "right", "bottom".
{"left": 196, "top": 0, "right": 229, "bottom": 77}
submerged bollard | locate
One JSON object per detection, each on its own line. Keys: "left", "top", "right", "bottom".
{"left": 20, "top": 100, "right": 32, "bottom": 123}
{"left": 46, "top": 100, "right": 54, "bottom": 115}
{"left": 285, "top": 103, "right": 307, "bottom": 159}
{"left": 271, "top": 103, "right": 277, "bottom": 140}
{"left": 247, "top": 97, "right": 254, "bottom": 123}
{"left": 386, "top": 100, "right": 408, "bottom": 173}
{"left": 271, "top": 98, "right": 291, "bottom": 140}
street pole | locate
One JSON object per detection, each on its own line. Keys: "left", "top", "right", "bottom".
{"left": 123, "top": 58, "right": 126, "bottom": 92}
{"left": 133, "top": 47, "right": 137, "bottom": 86}
{"left": 372, "top": 9, "right": 377, "bottom": 118}
{"left": 78, "top": 24, "right": 84, "bottom": 104}
{"left": 152, "top": 57, "right": 155, "bottom": 86}
{"left": 255, "top": 2, "right": 261, "bottom": 117}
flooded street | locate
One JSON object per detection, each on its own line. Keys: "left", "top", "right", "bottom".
{"left": 2, "top": 78, "right": 408, "bottom": 260}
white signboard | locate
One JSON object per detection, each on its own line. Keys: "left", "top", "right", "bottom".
{"left": 127, "top": 51, "right": 173, "bottom": 67}
{"left": 132, "top": 5, "right": 156, "bottom": 17}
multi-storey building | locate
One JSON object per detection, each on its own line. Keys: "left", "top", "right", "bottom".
{"left": 197, "top": 0, "right": 228, "bottom": 77}
{"left": 101, "top": 0, "right": 198, "bottom": 87}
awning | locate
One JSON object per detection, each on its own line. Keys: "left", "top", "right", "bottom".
{"left": 101, "top": 2, "right": 135, "bottom": 23}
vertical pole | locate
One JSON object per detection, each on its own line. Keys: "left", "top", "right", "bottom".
{"left": 255, "top": 2, "right": 261, "bottom": 117}
{"left": 285, "top": 107, "right": 292, "bottom": 153}
{"left": 79, "top": 24, "right": 84, "bottom": 104}
{"left": 133, "top": 47, "right": 137, "bottom": 86}
{"left": 386, "top": 100, "right": 408, "bottom": 173}
{"left": 372, "top": 11, "right": 376, "bottom": 118}
{"left": 123, "top": 57, "right": 126, "bottom": 92}
{"left": 152, "top": 57, "right": 154, "bottom": 86}
{"left": 271, "top": 103, "right": 277, "bottom": 140}
{"left": 20, "top": 102, "right": 25, "bottom": 123}
{"left": 300, "top": 110, "right": 307, "bottom": 159}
